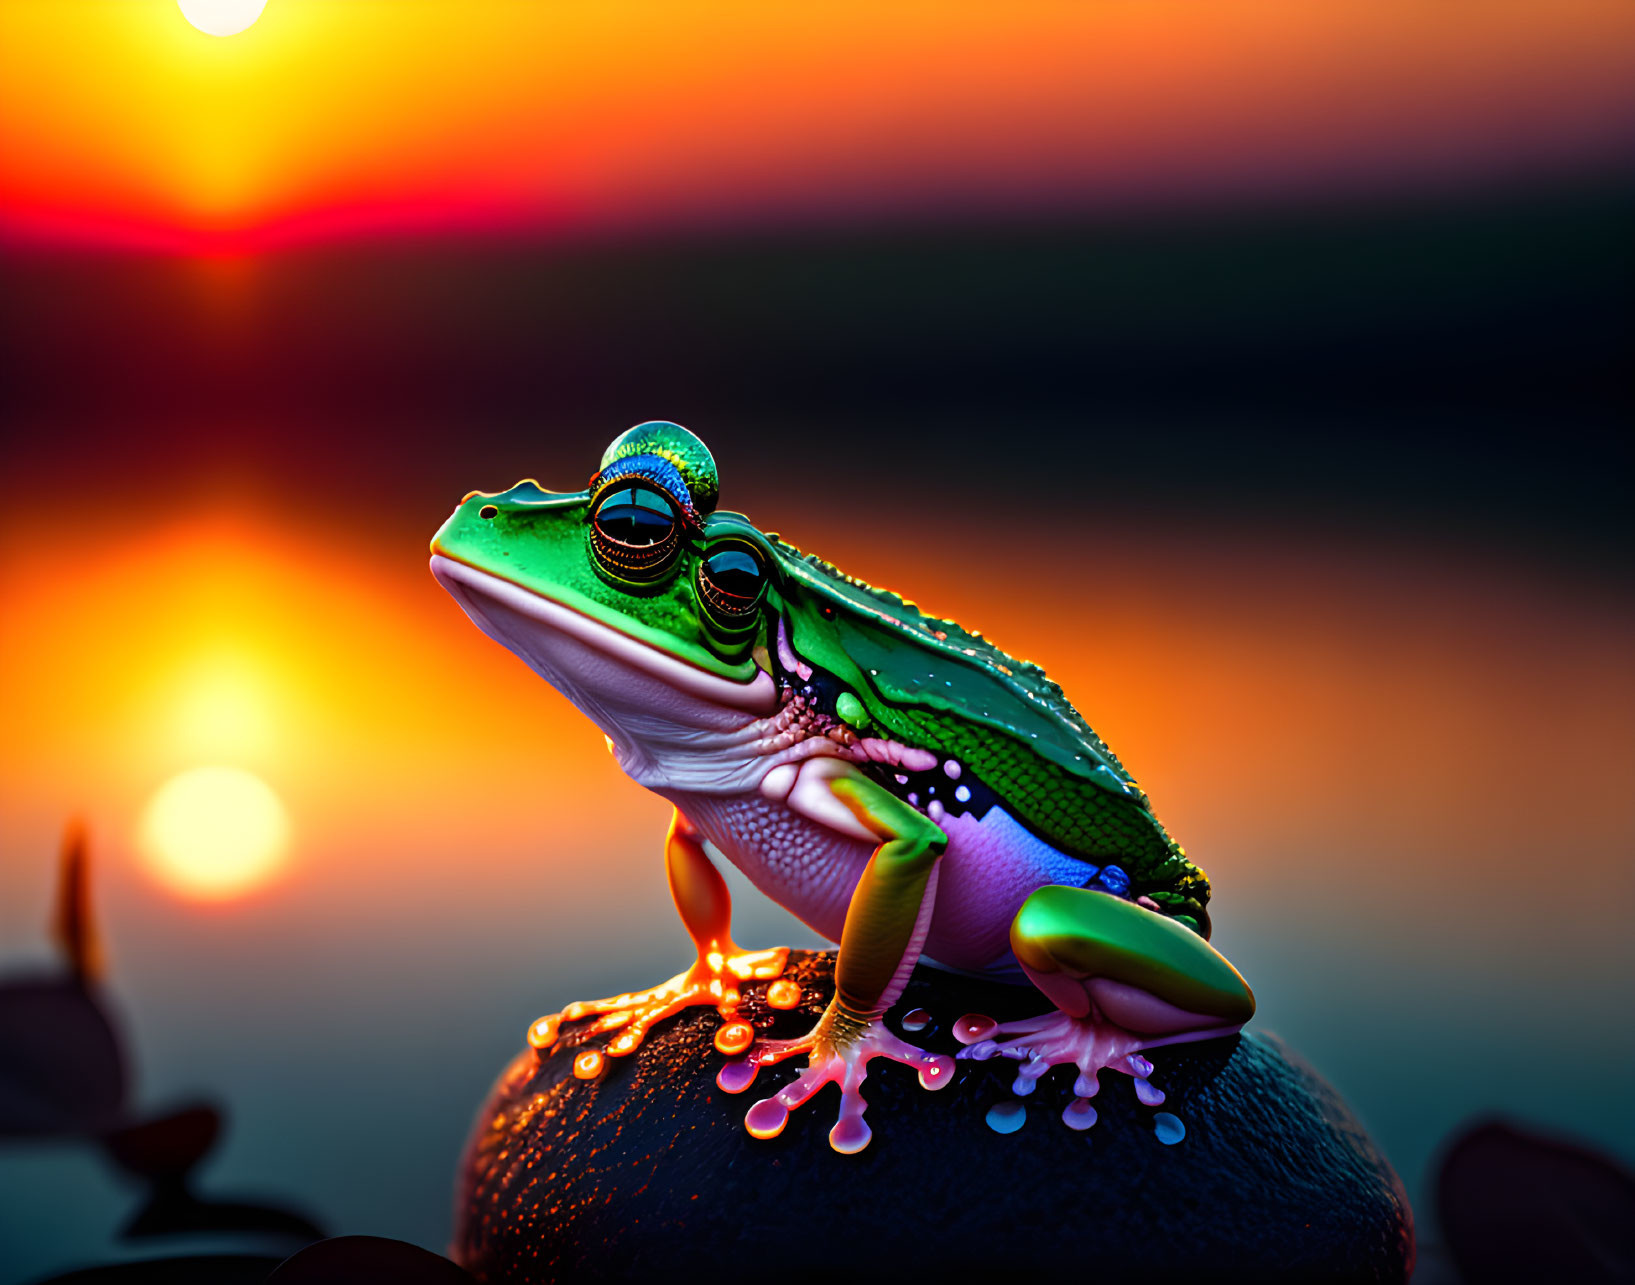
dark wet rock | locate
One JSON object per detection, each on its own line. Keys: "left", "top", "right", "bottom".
{"left": 456, "top": 950, "right": 1413, "bottom": 1284}
{"left": 1436, "top": 1118, "right": 1635, "bottom": 1284}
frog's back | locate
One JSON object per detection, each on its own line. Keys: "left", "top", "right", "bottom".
{"left": 770, "top": 539, "right": 1212, "bottom": 935}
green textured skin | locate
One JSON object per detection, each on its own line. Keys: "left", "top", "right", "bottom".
{"left": 432, "top": 428, "right": 1214, "bottom": 934}
{"left": 755, "top": 537, "right": 1212, "bottom": 932}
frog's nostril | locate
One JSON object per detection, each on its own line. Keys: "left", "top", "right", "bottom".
{"left": 479, "top": 505, "right": 499, "bottom": 520}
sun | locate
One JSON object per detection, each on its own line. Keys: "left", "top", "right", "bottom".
{"left": 177, "top": 0, "right": 267, "bottom": 38}
{"left": 139, "top": 765, "right": 291, "bottom": 901}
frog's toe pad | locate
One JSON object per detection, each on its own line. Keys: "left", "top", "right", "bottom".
{"left": 729, "top": 1022, "right": 953, "bottom": 1154}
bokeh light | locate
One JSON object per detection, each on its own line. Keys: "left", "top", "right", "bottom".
{"left": 177, "top": 0, "right": 266, "bottom": 38}
{"left": 139, "top": 764, "right": 290, "bottom": 900}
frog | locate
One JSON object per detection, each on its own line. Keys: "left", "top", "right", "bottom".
{"left": 430, "top": 421, "right": 1254, "bottom": 1153}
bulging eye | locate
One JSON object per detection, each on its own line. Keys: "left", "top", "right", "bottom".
{"left": 590, "top": 485, "right": 681, "bottom": 582}
{"left": 697, "top": 545, "right": 767, "bottom": 625}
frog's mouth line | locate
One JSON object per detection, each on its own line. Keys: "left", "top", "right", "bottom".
{"left": 430, "top": 554, "right": 777, "bottom": 714}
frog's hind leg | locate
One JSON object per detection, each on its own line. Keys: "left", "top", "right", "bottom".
{"left": 526, "top": 808, "right": 788, "bottom": 1074}
{"left": 955, "top": 885, "right": 1253, "bottom": 1130}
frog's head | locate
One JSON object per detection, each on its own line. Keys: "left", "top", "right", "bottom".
{"left": 430, "top": 422, "right": 783, "bottom": 750}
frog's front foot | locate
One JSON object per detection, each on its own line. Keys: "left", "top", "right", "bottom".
{"left": 953, "top": 1009, "right": 1185, "bottom": 1129}
{"left": 527, "top": 943, "right": 789, "bottom": 1075}
{"left": 716, "top": 1003, "right": 954, "bottom": 1154}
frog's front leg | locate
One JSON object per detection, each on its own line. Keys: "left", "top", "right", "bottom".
{"left": 717, "top": 768, "right": 954, "bottom": 1153}
{"left": 956, "top": 885, "right": 1254, "bottom": 1130}
{"left": 526, "top": 807, "right": 788, "bottom": 1074}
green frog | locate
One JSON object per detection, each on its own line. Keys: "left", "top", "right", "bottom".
{"left": 431, "top": 422, "right": 1254, "bottom": 1153}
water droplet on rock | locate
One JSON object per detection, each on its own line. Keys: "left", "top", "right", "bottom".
{"left": 1153, "top": 1112, "right": 1186, "bottom": 1145}
{"left": 765, "top": 979, "right": 802, "bottom": 1010}
{"left": 986, "top": 1101, "right": 1027, "bottom": 1134}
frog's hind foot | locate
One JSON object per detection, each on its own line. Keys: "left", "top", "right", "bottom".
{"left": 717, "top": 1005, "right": 954, "bottom": 1154}
{"left": 527, "top": 944, "right": 789, "bottom": 1073}
{"left": 957, "top": 884, "right": 1255, "bottom": 1131}
{"left": 954, "top": 1008, "right": 1184, "bottom": 1128}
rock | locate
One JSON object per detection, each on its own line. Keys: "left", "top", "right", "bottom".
{"left": 456, "top": 950, "right": 1413, "bottom": 1284}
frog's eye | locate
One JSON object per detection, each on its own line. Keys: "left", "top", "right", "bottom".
{"left": 696, "top": 544, "right": 767, "bottom": 627}
{"left": 590, "top": 484, "right": 682, "bottom": 583}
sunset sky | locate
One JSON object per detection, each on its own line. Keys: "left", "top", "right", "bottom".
{"left": 2, "top": 0, "right": 1634, "bottom": 250}
{"left": 1, "top": 2, "right": 1631, "bottom": 1277}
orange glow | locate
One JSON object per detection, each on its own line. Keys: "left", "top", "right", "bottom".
{"left": 2, "top": 497, "right": 1633, "bottom": 921}
{"left": 139, "top": 764, "right": 290, "bottom": 900}
{"left": 0, "top": 502, "right": 666, "bottom": 922}
{"left": 2, "top": 0, "right": 1633, "bottom": 251}
{"left": 0, "top": 493, "right": 1630, "bottom": 943}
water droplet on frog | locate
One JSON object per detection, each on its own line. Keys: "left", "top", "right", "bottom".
{"left": 943, "top": 760, "right": 961, "bottom": 779}
{"left": 1152, "top": 1112, "right": 1186, "bottom": 1145}
{"left": 954, "top": 784, "right": 971, "bottom": 803}
{"left": 953, "top": 1013, "right": 998, "bottom": 1045}
{"left": 899, "top": 1008, "right": 931, "bottom": 1032}
{"left": 985, "top": 1101, "right": 1027, "bottom": 1134}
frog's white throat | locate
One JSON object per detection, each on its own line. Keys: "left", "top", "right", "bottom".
{"left": 430, "top": 555, "right": 778, "bottom": 780}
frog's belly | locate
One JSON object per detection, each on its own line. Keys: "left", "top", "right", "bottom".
{"left": 663, "top": 789, "right": 869, "bottom": 947}
{"left": 665, "top": 789, "right": 1098, "bottom": 979}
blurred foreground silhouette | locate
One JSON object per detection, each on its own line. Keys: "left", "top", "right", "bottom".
{"left": 0, "top": 826, "right": 474, "bottom": 1283}
{"left": 1433, "top": 1118, "right": 1635, "bottom": 1284}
